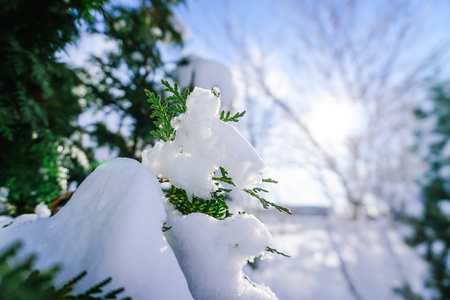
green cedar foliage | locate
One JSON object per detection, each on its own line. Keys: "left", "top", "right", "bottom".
{"left": 219, "top": 110, "right": 246, "bottom": 123}
{"left": 0, "top": 0, "right": 105, "bottom": 214}
{"left": 146, "top": 80, "right": 291, "bottom": 219}
{"left": 81, "top": 1, "right": 184, "bottom": 159}
{"left": 213, "top": 167, "right": 291, "bottom": 214}
{"left": 166, "top": 186, "right": 232, "bottom": 220}
{"left": 406, "top": 85, "right": 450, "bottom": 300}
{"left": 146, "top": 80, "right": 188, "bottom": 142}
{"left": 266, "top": 246, "right": 290, "bottom": 258}
{"left": 0, "top": 242, "right": 129, "bottom": 300}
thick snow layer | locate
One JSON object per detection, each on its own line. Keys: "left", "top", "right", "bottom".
{"left": 164, "top": 203, "right": 278, "bottom": 300}
{"left": 142, "top": 87, "right": 268, "bottom": 199}
{"left": 245, "top": 213, "right": 428, "bottom": 300}
{"left": 0, "top": 158, "right": 193, "bottom": 300}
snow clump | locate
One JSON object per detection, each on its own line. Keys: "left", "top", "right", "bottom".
{"left": 164, "top": 203, "right": 278, "bottom": 300}
{"left": 142, "top": 87, "right": 268, "bottom": 199}
{"left": 8, "top": 202, "right": 52, "bottom": 225}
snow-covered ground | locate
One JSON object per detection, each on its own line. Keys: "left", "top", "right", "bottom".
{"left": 245, "top": 211, "right": 428, "bottom": 300}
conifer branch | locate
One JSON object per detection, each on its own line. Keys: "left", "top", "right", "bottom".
{"left": 213, "top": 166, "right": 290, "bottom": 214}
{"left": 146, "top": 90, "right": 173, "bottom": 142}
{"left": 161, "top": 79, "right": 189, "bottom": 111}
{"left": 243, "top": 274, "right": 257, "bottom": 287}
{"left": 104, "top": 287, "right": 127, "bottom": 299}
{"left": 244, "top": 188, "right": 292, "bottom": 214}
{"left": 166, "top": 186, "right": 232, "bottom": 220}
{"left": 212, "top": 167, "right": 236, "bottom": 186}
{"left": 79, "top": 277, "right": 112, "bottom": 296}
{"left": 57, "top": 270, "right": 87, "bottom": 295}
{"left": 0, "top": 242, "right": 128, "bottom": 299}
{"left": 147, "top": 82, "right": 290, "bottom": 217}
{"left": 162, "top": 222, "right": 172, "bottom": 232}
{"left": 146, "top": 80, "right": 190, "bottom": 142}
{"left": 262, "top": 178, "right": 278, "bottom": 184}
{"left": 266, "top": 246, "right": 291, "bottom": 257}
{"left": 220, "top": 110, "right": 246, "bottom": 122}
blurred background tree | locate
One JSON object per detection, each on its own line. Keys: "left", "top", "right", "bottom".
{"left": 0, "top": 0, "right": 184, "bottom": 216}
{"left": 81, "top": 0, "right": 183, "bottom": 160}
{"left": 0, "top": 0, "right": 106, "bottom": 215}
{"left": 406, "top": 84, "right": 450, "bottom": 300}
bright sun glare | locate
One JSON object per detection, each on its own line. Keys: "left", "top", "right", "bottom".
{"left": 305, "top": 99, "right": 364, "bottom": 147}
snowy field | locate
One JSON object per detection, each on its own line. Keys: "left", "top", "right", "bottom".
{"left": 245, "top": 212, "right": 427, "bottom": 300}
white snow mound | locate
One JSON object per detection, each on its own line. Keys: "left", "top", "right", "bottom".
{"left": 0, "top": 158, "right": 193, "bottom": 300}
{"left": 164, "top": 203, "right": 278, "bottom": 300}
{"left": 142, "top": 87, "right": 268, "bottom": 199}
